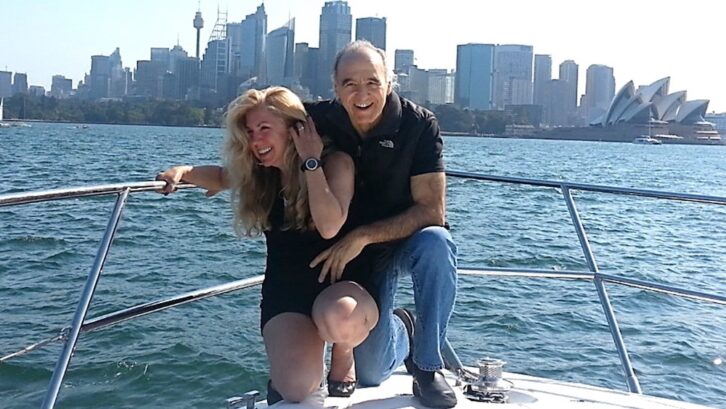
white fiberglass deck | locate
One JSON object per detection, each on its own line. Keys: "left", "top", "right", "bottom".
{"left": 261, "top": 367, "right": 711, "bottom": 409}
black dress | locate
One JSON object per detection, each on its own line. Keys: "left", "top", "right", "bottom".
{"left": 259, "top": 195, "right": 374, "bottom": 332}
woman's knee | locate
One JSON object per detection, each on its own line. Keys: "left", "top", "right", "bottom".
{"left": 312, "top": 282, "right": 378, "bottom": 344}
{"left": 273, "top": 375, "right": 320, "bottom": 402}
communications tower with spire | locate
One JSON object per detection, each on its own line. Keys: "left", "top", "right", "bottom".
{"left": 193, "top": 4, "right": 204, "bottom": 59}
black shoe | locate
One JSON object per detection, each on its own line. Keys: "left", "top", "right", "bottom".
{"left": 412, "top": 367, "right": 457, "bottom": 408}
{"left": 393, "top": 308, "right": 415, "bottom": 374}
{"left": 267, "top": 379, "right": 283, "bottom": 405}
{"left": 327, "top": 376, "right": 356, "bottom": 397}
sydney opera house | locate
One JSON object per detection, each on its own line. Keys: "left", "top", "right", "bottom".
{"left": 535, "top": 77, "right": 722, "bottom": 145}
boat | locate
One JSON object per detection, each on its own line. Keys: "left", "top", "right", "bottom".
{"left": 632, "top": 120, "right": 662, "bottom": 144}
{"left": 0, "top": 97, "right": 8, "bottom": 128}
{"left": 1, "top": 174, "right": 724, "bottom": 409}
{"left": 0, "top": 98, "right": 31, "bottom": 128}
{"left": 632, "top": 136, "right": 662, "bottom": 145}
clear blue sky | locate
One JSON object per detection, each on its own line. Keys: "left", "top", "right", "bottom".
{"left": 2, "top": 0, "right": 724, "bottom": 112}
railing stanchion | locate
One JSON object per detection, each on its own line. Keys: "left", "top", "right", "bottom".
{"left": 41, "top": 189, "right": 130, "bottom": 409}
{"left": 562, "top": 186, "right": 642, "bottom": 394}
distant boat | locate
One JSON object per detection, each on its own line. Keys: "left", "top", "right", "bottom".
{"left": 0, "top": 97, "right": 32, "bottom": 128}
{"left": 632, "top": 136, "right": 662, "bottom": 145}
{"left": 633, "top": 120, "right": 662, "bottom": 144}
{"left": 0, "top": 98, "right": 9, "bottom": 128}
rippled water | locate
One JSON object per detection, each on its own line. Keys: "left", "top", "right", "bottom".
{"left": 1, "top": 123, "right": 725, "bottom": 408}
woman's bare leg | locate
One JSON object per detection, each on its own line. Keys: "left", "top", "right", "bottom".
{"left": 263, "top": 312, "right": 325, "bottom": 402}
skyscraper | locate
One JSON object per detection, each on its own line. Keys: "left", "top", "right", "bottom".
{"left": 494, "top": 44, "right": 534, "bottom": 108}
{"left": 533, "top": 54, "right": 551, "bottom": 107}
{"left": 90, "top": 55, "right": 111, "bottom": 99}
{"left": 394, "top": 49, "right": 414, "bottom": 73}
{"left": 318, "top": 0, "right": 352, "bottom": 97}
{"left": 265, "top": 19, "right": 295, "bottom": 86}
{"left": 355, "top": 17, "right": 386, "bottom": 50}
{"left": 455, "top": 43, "right": 495, "bottom": 111}
{"left": 584, "top": 64, "right": 615, "bottom": 122}
{"left": 559, "top": 60, "right": 579, "bottom": 117}
{"left": 12, "top": 73, "right": 28, "bottom": 95}
{"left": 0, "top": 71, "right": 12, "bottom": 98}
{"left": 51, "top": 75, "right": 73, "bottom": 98}
{"left": 428, "top": 69, "right": 455, "bottom": 105}
{"left": 238, "top": 4, "right": 267, "bottom": 81}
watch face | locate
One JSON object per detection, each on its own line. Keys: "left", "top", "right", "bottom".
{"left": 304, "top": 158, "right": 320, "bottom": 171}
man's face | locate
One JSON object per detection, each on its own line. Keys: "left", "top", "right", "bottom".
{"left": 334, "top": 49, "right": 390, "bottom": 135}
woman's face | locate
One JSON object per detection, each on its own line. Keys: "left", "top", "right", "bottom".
{"left": 334, "top": 49, "right": 390, "bottom": 135}
{"left": 245, "top": 106, "right": 289, "bottom": 169}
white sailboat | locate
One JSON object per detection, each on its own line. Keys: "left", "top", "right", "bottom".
{"left": 0, "top": 97, "right": 10, "bottom": 128}
{"left": 632, "top": 120, "right": 662, "bottom": 145}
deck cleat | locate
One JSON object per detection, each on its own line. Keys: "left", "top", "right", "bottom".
{"left": 225, "top": 390, "right": 260, "bottom": 409}
{"left": 462, "top": 358, "right": 513, "bottom": 404}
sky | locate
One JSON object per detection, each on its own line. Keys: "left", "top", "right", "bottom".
{"left": 2, "top": 0, "right": 724, "bottom": 112}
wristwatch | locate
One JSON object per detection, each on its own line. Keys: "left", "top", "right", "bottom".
{"left": 301, "top": 157, "right": 321, "bottom": 172}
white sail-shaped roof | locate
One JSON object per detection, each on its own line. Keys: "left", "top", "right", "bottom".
{"left": 601, "top": 81, "right": 634, "bottom": 126}
{"left": 656, "top": 91, "right": 687, "bottom": 121}
{"left": 638, "top": 77, "right": 670, "bottom": 103}
{"left": 676, "top": 100, "right": 709, "bottom": 124}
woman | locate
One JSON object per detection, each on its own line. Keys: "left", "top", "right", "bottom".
{"left": 157, "top": 87, "right": 378, "bottom": 403}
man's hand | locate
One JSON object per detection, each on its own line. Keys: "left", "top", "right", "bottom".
{"left": 311, "top": 230, "right": 369, "bottom": 284}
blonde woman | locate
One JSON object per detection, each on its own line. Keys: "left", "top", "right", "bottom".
{"left": 157, "top": 87, "right": 378, "bottom": 403}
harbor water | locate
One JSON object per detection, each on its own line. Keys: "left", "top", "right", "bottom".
{"left": 1, "top": 123, "right": 724, "bottom": 408}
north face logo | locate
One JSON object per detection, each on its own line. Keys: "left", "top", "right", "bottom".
{"left": 379, "top": 139, "right": 394, "bottom": 149}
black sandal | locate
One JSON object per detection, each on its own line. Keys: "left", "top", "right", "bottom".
{"left": 327, "top": 376, "right": 357, "bottom": 397}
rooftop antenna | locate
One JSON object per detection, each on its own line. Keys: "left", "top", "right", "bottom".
{"left": 208, "top": 4, "right": 228, "bottom": 42}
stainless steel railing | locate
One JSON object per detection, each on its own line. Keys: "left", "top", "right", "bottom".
{"left": 1, "top": 173, "right": 725, "bottom": 407}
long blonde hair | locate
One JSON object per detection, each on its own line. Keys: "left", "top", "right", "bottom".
{"left": 224, "top": 87, "right": 312, "bottom": 236}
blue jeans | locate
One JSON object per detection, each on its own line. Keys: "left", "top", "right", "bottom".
{"left": 354, "top": 226, "right": 458, "bottom": 386}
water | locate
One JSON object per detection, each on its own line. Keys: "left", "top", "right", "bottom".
{"left": 1, "top": 123, "right": 725, "bottom": 408}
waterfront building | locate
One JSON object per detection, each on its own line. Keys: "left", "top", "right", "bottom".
{"left": 559, "top": 60, "right": 578, "bottom": 117}
{"left": 704, "top": 113, "right": 726, "bottom": 133}
{"left": 583, "top": 64, "right": 615, "bottom": 122}
{"left": 51, "top": 75, "right": 73, "bottom": 99}
{"left": 109, "top": 48, "right": 127, "bottom": 98}
{"left": 533, "top": 55, "right": 551, "bottom": 108}
{"left": 89, "top": 55, "right": 111, "bottom": 99}
{"left": 12, "top": 73, "right": 28, "bottom": 95}
{"left": 28, "top": 86, "right": 45, "bottom": 97}
{"left": 455, "top": 43, "right": 495, "bottom": 111}
{"left": 200, "top": 39, "right": 228, "bottom": 96}
{"left": 265, "top": 19, "right": 295, "bottom": 86}
{"left": 0, "top": 71, "right": 11, "bottom": 98}
{"left": 545, "top": 79, "right": 570, "bottom": 126}
{"left": 318, "top": 0, "right": 352, "bottom": 98}
{"left": 494, "top": 44, "right": 534, "bottom": 108}
{"left": 394, "top": 49, "right": 414, "bottom": 74}
{"left": 428, "top": 69, "right": 455, "bottom": 105}
{"left": 537, "top": 77, "right": 721, "bottom": 144}
{"left": 355, "top": 17, "right": 386, "bottom": 50}
{"left": 398, "top": 65, "right": 429, "bottom": 104}
{"left": 175, "top": 57, "right": 201, "bottom": 100}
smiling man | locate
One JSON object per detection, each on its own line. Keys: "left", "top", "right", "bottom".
{"left": 305, "top": 41, "right": 459, "bottom": 408}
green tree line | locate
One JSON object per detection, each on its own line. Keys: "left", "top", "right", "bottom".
{"left": 2, "top": 94, "right": 223, "bottom": 127}
{"left": 2, "top": 94, "right": 530, "bottom": 133}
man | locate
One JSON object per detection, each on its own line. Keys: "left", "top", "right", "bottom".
{"left": 306, "top": 40, "right": 458, "bottom": 408}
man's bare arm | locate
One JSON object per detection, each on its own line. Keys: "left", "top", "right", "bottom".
{"left": 311, "top": 172, "right": 446, "bottom": 282}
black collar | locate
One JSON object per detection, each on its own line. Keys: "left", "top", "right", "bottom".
{"left": 325, "top": 91, "right": 403, "bottom": 141}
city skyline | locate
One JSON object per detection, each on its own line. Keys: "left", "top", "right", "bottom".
{"left": 2, "top": 0, "right": 725, "bottom": 112}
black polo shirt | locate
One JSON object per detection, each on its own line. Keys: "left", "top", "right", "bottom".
{"left": 305, "top": 92, "right": 445, "bottom": 230}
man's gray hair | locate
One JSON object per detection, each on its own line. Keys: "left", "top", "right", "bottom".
{"left": 332, "top": 40, "right": 392, "bottom": 84}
